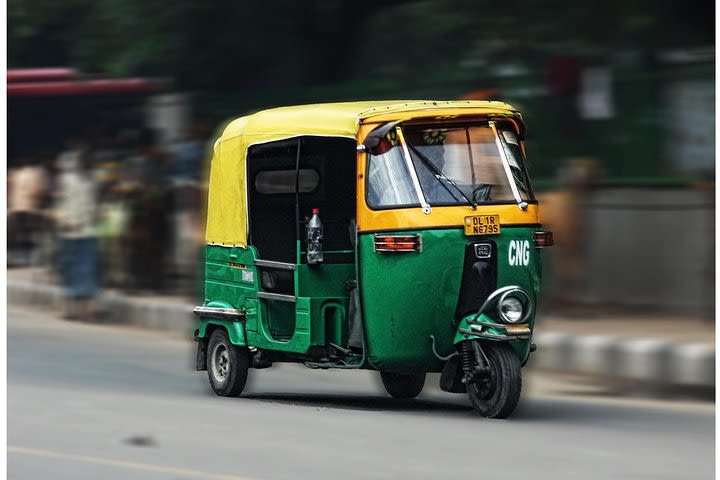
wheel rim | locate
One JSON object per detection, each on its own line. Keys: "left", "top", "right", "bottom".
{"left": 211, "top": 342, "right": 230, "bottom": 383}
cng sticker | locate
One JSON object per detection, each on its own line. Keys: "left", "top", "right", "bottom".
{"left": 508, "top": 240, "right": 530, "bottom": 266}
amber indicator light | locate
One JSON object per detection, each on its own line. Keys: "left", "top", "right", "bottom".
{"left": 374, "top": 234, "right": 422, "bottom": 253}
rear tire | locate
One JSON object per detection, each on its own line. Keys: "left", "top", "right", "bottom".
{"left": 380, "top": 371, "right": 426, "bottom": 399}
{"left": 207, "top": 329, "right": 249, "bottom": 397}
{"left": 466, "top": 342, "right": 521, "bottom": 418}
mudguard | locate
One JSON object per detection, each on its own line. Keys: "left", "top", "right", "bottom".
{"left": 196, "top": 301, "right": 247, "bottom": 346}
{"left": 453, "top": 313, "right": 532, "bottom": 364}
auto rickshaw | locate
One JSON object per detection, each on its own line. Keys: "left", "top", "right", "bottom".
{"left": 194, "top": 101, "right": 552, "bottom": 418}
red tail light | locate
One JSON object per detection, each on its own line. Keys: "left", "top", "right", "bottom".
{"left": 374, "top": 234, "right": 422, "bottom": 253}
{"left": 533, "top": 231, "right": 554, "bottom": 248}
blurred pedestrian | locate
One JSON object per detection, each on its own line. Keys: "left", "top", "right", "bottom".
{"left": 92, "top": 130, "right": 130, "bottom": 288}
{"left": 96, "top": 185, "right": 130, "bottom": 289}
{"left": 125, "top": 128, "right": 173, "bottom": 293}
{"left": 542, "top": 157, "right": 601, "bottom": 305}
{"left": 8, "top": 155, "right": 50, "bottom": 266}
{"left": 168, "top": 119, "right": 206, "bottom": 184}
{"left": 55, "top": 140, "right": 101, "bottom": 320}
{"left": 168, "top": 119, "right": 207, "bottom": 292}
{"left": 92, "top": 130, "right": 124, "bottom": 196}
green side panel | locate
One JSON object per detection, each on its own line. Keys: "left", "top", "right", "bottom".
{"left": 203, "top": 244, "right": 259, "bottom": 311}
{"left": 265, "top": 302, "right": 296, "bottom": 340}
{"left": 199, "top": 245, "right": 258, "bottom": 346}
{"left": 296, "top": 263, "right": 355, "bottom": 298}
{"left": 359, "top": 229, "right": 464, "bottom": 373}
{"left": 296, "top": 263, "right": 354, "bottom": 348}
{"left": 252, "top": 296, "right": 309, "bottom": 353}
{"left": 359, "top": 227, "right": 542, "bottom": 372}
{"left": 244, "top": 298, "right": 259, "bottom": 333}
{"left": 251, "top": 297, "right": 350, "bottom": 354}
{"left": 317, "top": 299, "right": 348, "bottom": 347}
{"left": 498, "top": 227, "right": 544, "bottom": 362}
{"left": 496, "top": 228, "right": 542, "bottom": 309}
{"left": 492, "top": 227, "right": 542, "bottom": 362}
{"left": 201, "top": 244, "right": 356, "bottom": 356}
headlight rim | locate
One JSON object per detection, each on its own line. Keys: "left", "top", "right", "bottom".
{"left": 497, "top": 289, "right": 532, "bottom": 324}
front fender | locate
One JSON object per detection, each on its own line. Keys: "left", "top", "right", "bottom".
{"left": 453, "top": 313, "right": 532, "bottom": 363}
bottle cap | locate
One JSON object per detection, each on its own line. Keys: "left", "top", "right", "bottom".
{"left": 312, "top": 208, "right": 319, "bottom": 214}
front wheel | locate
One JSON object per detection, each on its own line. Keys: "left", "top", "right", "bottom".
{"left": 207, "top": 329, "right": 249, "bottom": 397}
{"left": 380, "top": 371, "right": 426, "bottom": 399}
{"left": 466, "top": 342, "right": 521, "bottom": 418}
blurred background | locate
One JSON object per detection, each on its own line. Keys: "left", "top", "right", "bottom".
{"left": 6, "top": 1, "right": 716, "bottom": 479}
{"left": 7, "top": 0, "right": 715, "bottom": 315}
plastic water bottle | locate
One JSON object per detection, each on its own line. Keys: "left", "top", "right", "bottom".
{"left": 306, "top": 208, "right": 324, "bottom": 264}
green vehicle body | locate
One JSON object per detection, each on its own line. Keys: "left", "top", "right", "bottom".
{"left": 195, "top": 101, "right": 550, "bottom": 419}
{"left": 197, "top": 225, "right": 541, "bottom": 371}
{"left": 199, "top": 244, "right": 356, "bottom": 359}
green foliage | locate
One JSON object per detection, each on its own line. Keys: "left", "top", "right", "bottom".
{"left": 8, "top": 0, "right": 713, "bottom": 90}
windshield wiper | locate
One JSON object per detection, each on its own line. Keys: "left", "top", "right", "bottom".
{"left": 407, "top": 144, "right": 477, "bottom": 209}
{"left": 489, "top": 121, "right": 527, "bottom": 211}
{"left": 509, "top": 166, "right": 529, "bottom": 196}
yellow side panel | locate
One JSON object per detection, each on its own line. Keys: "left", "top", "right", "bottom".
{"left": 206, "top": 135, "right": 247, "bottom": 246}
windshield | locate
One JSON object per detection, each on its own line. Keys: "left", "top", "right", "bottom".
{"left": 366, "top": 123, "right": 533, "bottom": 209}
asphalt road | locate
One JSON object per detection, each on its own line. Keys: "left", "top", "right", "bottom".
{"left": 8, "top": 307, "right": 715, "bottom": 480}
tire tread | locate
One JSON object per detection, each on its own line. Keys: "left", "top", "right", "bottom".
{"left": 380, "top": 371, "right": 426, "bottom": 399}
{"left": 467, "top": 342, "right": 522, "bottom": 418}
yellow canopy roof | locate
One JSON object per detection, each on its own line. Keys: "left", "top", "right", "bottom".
{"left": 219, "top": 100, "right": 520, "bottom": 141}
{"left": 206, "top": 100, "right": 521, "bottom": 246}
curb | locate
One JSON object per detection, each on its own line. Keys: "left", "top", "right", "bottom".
{"left": 8, "top": 281, "right": 715, "bottom": 388}
{"left": 8, "top": 281, "right": 195, "bottom": 333}
{"left": 531, "top": 331, "right": 715, "bottom": 388}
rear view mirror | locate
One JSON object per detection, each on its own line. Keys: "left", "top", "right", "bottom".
{"left": 362, "top": 121, "right": 402, "bottom": 155}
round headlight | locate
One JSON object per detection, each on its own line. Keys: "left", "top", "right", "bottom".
{"left": 499, "top": 296, "right": 524, "bottom": 324}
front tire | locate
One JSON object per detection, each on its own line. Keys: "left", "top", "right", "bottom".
{"left": 380, "top": 371, "right": 426, "bottom": 399}
{"left": 466, "top": 342, "right": 521, "bottom": 418}
{"left": 207, "top": 329, "right": 249, "bottom": 397}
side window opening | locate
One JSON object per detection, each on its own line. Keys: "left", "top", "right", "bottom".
{"left": 247, "top": 137, "right": 356, "bottom": 263}
{"left": 255, "top": 169, "right": 320, "bottom": 195}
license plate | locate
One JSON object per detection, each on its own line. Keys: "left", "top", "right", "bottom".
{"left": 464, "top": 215, "right": 500, "bottom": 235}
{"left": 505, "top": 325, "right": 530, "bottom": 334}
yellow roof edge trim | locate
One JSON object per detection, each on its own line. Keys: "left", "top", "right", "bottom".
{"left": 217, "top": 100, "right": 520, "bottom": 142}
{"left": 356, "top": 101, "right": 519, "bottom": 121}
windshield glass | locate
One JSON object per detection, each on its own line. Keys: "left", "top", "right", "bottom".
{"left": 366, "top": 123, "right": 533, "bottom": 209}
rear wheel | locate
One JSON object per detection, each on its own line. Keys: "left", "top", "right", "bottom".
{"left": 207, "top": 329, "right": 249, "bottom": 397}
{"left": 380, "top": 371, "right": 426, "bottom": 399}
{"left": 466, "top": 342, "right": 521, "bottom": 418}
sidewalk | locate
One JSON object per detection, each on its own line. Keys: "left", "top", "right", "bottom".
{"left": 7, "top": 267, "right": 715, "bottom": 388}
